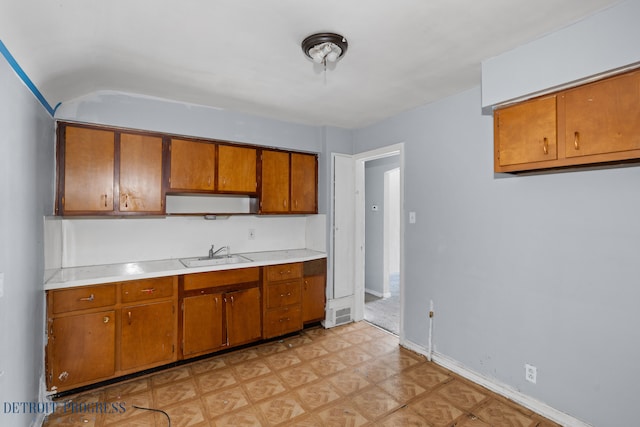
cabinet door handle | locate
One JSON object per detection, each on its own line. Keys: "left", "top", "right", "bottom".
{"left": 103, "top": 316, "right": 110, "bottom": 324}
{"left": 215, "top": 297, "right": 218, "bottom": 307}
{"left": 79, "top": 294, "right": 95, "bottom": 302}
{"left": 104, "top": 193, "right": 108, "bottom": 207}
{"left": 543, "top": 137, "right": 548, "bottom": 155}
{"left": 230, "top": 295, "right": 235, "bottom": 305}
{"left": 208, "top": 176, "right": 211, "bottom": 186}
{"left": 304, "top": 280, "right": 308, "bottom": 290}
{"left": 283, "top": 199, "right": 287, "bottom": 208}
{"left": 127, "top": 311, "right": 132, "bottom": 325}
{"left": 124, "top": 194, "right": 129, "bottom": 208}
{"left": 574, "top": 131, "right": 580, "bottom": 150}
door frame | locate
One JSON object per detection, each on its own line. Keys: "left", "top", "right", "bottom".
{"left": 353, "top": 143, "right": 405, "bottom": 340}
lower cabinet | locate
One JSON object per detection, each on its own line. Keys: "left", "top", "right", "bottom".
{"left": 263, "top": 263, "right": 303, "bottom": 339}
{"left": 182, "top": 293, "right": 224, "bottom": 357}
{"left": 46, "top": 259, "right": 326, "bottom": 393}
{"left": 46, "top": 277, "right": 177, "bottom": 393}
{"left": 48, "top": 310, "right": 116, "bottom": 391}
{"left": 302, "top": 258, "right": 327, "bottom": 323}
{"left": 180, "top": 267, "right": 261, "bottom": 359}
{"left": 120, "top": 300, "right": 175, "bottom": 372}
{"left": 226, "top": 287, "right": 262, "bottom": 347}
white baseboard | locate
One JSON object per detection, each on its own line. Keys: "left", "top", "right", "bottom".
{"left": 364, "top": 288, "right": 391, "bottom": 298}
{"left": 401, "top": 339, "right": 593, "bottom": 427}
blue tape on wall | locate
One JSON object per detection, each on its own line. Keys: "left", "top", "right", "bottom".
{"left": 0, "top": 39, "right": 56, "bottom": 116}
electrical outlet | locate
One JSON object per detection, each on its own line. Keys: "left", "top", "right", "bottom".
{"left": 248, "top": 229, "right": 256, "bottom": 240}
{"left": 525, "top": 364, "right": 537, "bottom": 384}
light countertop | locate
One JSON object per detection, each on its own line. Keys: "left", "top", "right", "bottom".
{"left": 44, "top": 249, "right": 326, "bottom": 290}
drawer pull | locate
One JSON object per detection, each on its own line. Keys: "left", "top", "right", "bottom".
{"left": 103, "top": 316, "right": 110, "bottom": 324}
{"left": 279, "top": 317, "right": 290, "bottom": 322}
{"left": 140, "top": 288, "right": 156, "bottom": 294}
{"left": 79, "top": 294, "right": 95, "bottom": 302}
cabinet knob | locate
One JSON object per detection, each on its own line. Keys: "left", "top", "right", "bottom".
{"left": 103, "top": 316, "right": 110, "bottom": 324}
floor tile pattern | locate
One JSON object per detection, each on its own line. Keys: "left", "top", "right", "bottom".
{"left": 43, "top": 322, "right": 561, "bottom": 427}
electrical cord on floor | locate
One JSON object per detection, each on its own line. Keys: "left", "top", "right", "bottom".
{"left": 132, "top": 405, "right": 171, "bottom": 426}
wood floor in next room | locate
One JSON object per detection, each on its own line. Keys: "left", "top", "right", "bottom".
{"left": 43, "top": 322, "right": 561, "bottom": 427}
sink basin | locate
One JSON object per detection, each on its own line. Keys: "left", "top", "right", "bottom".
{"left": 180, "top": 254, "right": 253, "bottom": 268}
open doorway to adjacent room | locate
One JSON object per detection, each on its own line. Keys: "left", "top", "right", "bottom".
{"left": 363, "top": 156, "right": 401, "bottom": 335}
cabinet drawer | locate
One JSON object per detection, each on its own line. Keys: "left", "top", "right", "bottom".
{"left": 265, "top": 263, "right": 302, "bottom": 282}
{"left": 266, "top": 280, "right": 301, "bottom": 309}
{"left": 264, "top": 306, "right": 302, "bottom": 338}
{"left": 183, "top": 267, "right": 260, "bottom": 291}
{"left": 51, "top": 285, "right": 116, "bottom": 314}
{"left": 121, "top": 277, "right": 174, "bottom": 303}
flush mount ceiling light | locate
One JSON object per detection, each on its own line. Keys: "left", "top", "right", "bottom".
{"left": 301, "top": 32, "right": 348, "bottom": 67}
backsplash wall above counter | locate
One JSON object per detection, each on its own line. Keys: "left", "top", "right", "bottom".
{"left": 45, "top": 214, "right": 325, "bottom": 270}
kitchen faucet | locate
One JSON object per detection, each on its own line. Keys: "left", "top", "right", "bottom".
{"left": 209, "top": 245, "right": 229, "bottom": 258}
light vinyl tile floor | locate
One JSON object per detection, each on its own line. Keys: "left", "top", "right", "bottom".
{"left": 43, "top": 322, "right": 561, "bottom": 427}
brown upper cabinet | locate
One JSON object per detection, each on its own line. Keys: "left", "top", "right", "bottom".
{"left": 260, "top": 150, "right": 291, "bottom": 213}
{"left": 218, "top": 145, "right": 257, "bottom": 193}
{"left": 119, "top": 133, "right": 164, "bottom": 213}
{"left": 168, "top": 139, "right": 258, "bottom": 194}
{"left": 168, "top": 138, "right": 216, "bottom": 192}
{"left": 60, "top": 126, "right": 115, "bottom": 213}
{"left": 57, "top": 122, "right": 317, "bottom": 215}
{"left": 57, "top": 124, "right": 164, "bottom": 215}
{"left": 494, "top": 68, "right": 640, "bottom": 173}
{"left": 495, "top": 95, "right": 557, "bottom": 169}
{"left": 563, "top": 70, "right": 640, "bottom": 159}
{"left": 260, "top": 150, "right": 317, "bottom": 214}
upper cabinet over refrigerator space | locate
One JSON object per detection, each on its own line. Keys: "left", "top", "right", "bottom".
{"left": 494, "top": 68, "right": 640, "bottom": 174}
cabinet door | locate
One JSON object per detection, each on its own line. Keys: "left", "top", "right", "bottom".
{"left": 120, "top": 301, "right": 175, "bottom": 371}
{"left": 182, "top": 293, "right": 224, "bottom": 357}
{"left": 62, "top": 126, "right": 115, "bottom": 213}
{"left": 302, "top": 275, "right": 326, "bottom": 323}
{"left": 119, "top": 133, "right": 164, "bottom": 213}
{"left": 564, "top": 70, "right": 640, "bottom": 158}
{"left": 226, "top": 287, "right": 261, "bottom": 347}
{"left": 169, "top": 139, "right": 216, "bottom": 191}
{"left": 260, "top": 150, "right": 290, "bottom": 213}
{"left": 495, "top": 95, "right": 557, "bottom": 168}
{"left": 48, "top": 311, "right": 115, "bottom": 391}
{"left": 290, "top": 153, "right": 317, "bottom": 213}
{"left": 218, "top": 145, "right": 257, "bottom": 193}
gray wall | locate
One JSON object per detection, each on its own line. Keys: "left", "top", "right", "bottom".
{"left": 365, "top": 156, "right": 400, "bottom": 296}
{"left": 353, "top": 86, "right": 640, "bottom": 427}
{"left": 354, "top": 4, "right": 640, "bottom": 424}
{"left": 0, "top": 55, "right": 55, "bottom": 425}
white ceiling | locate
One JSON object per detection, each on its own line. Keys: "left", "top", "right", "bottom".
{"left": 0, "top": 0, "right": 621, "bottom": 129}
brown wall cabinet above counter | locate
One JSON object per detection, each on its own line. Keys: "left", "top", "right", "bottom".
{"left": 55, "top": 122, "right": 317, "bottom": 216}
{"left": 494, "top": 68, "right": 640, "bottom": 173}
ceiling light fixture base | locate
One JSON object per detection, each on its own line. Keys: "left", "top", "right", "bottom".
{"left": 301, "top": 32, "right": 348, "bottom": 66}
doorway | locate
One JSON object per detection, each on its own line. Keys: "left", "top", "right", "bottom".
{"left": 363, "top": 159, "right": 400, "bottom": 334}
{"left": 353, "top": 143, "right": 404, "bottom": 340}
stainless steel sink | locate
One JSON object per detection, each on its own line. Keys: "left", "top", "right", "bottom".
{"left": 179, "top": 254, "right": 253, "bottom": 268}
